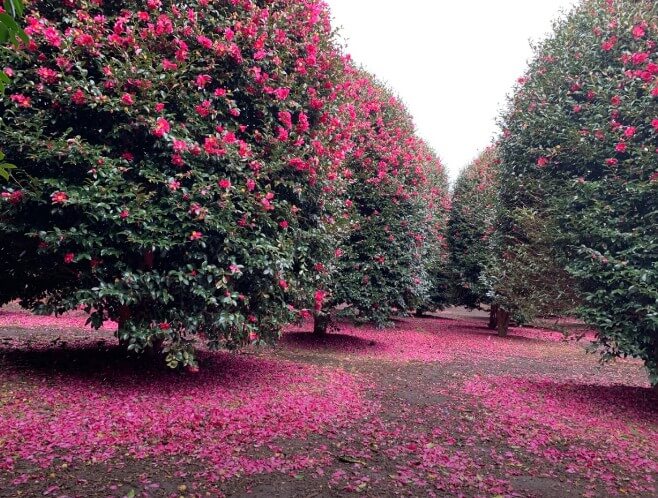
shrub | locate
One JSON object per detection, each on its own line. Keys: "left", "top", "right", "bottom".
{"left": 497, "top": 0, "right": 658, "bottom": 380}
{"left": 0, "top": 0, "right": 349, "bottom": 367}
{"left": 311, "top": 70, "right": 450, "bottom": 332}
{"left": 447, "top": 146, "right": 499, "bottom": 320}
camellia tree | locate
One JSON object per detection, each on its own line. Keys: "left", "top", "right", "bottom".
{"left": 447, "top": 146, "right": 500, "bottom": 328}
{"left": 310, "top": 69, "right": 450, "bottom": 333}
{"left": 0, "top": 0, "right": 27, "bottom": 180}
{"left": 497, "top": 0, "right": 658, "bottom": 381}
{"left": 0, "top": 0, "right": 351, "bottom": 368}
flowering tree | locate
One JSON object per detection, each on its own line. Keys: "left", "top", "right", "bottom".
{"left": 311, "top": 70, "right": 450, "bottom": 333}
{"left": 447, "top": 146, "right": 499, "bottom": 327}
{"left": 0, "top": 0, "right": 349, "bottom": 367}
{"left": 0, "top": 0, "right": 27, "bottom": 181}
{"left": 497, "top": 0, "right": 658, "bottom": 380}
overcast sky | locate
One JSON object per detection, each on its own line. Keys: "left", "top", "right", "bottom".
{"left": 326, "top": 0, "right": 577, "bottom": 181}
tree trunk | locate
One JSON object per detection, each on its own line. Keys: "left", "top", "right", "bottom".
{"left": 488, "top": 304, "right": 498, "bottom": 330}
{"left": 313, "top": 313, "right": 329, "bottom": 335}
{"left": 497, "top": 308, "right": 510, "bottom": 337}
{"left": 117, "top": 306, "right": 131, "bottom": 348}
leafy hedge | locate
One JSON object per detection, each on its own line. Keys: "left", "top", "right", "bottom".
{"left": 498, "top": 0, "right": 658, "bottom": 381}
{"left": 0, "top": 0, "right": 350, "bottom": 367}
{"left": 447, "top": 146, "right": 499, "bottom": 313}
{"left": 311, "top": 70, "right": 449, "bottom": 331}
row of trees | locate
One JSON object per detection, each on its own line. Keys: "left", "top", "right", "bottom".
{"left": 449, "top": 0, "right": 657, "bottom": 384}
{"left": 0, "top": 0, "right": 449, "bottom": 367}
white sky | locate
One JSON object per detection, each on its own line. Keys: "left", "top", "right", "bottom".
{"left": 326, "top": 0, "right": 577, "bottom": 181}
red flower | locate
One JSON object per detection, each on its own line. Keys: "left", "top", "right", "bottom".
{"left": 158, "top": 322, "right": 171, "bottom": 330}
{"left": 51, "top": 191, "right": 69, "bottom": 204}
{"left": 10, "top": 94, "right": 31, "bottom": 107}
{"left": 120, "top": 93, "right": 134, "bottom": 106}
{"left": 120, "top": 209, "right": 130, "bottom": 219}
{"left": 218, "top": 178, "right": 231, "bottom": 190}
{"left": 153, "top": 117, "right": 170, "bottom": 137}
{"left": 651, "top": 118, "right": 658, "bottom": 132}
{"left": 601, "top": 37, "right": 616, "bottom": 51}
{"left": 190, "top": 231, "right": 203, "bottom": 241}
{"left": 632, "top": 24, "right": 646, "bottom": 39}
{"left": 195, "top": 74, "right": 212, "bottom": 88}
{"left": 615, "top": 142, "right": 627, "bottom": 153}
{"left": 273, "top": 87, "right": 290, "bottom": 100}
{"left": 63, "top": 253, "right": 75, "bottom": 264}
{"left": 624, "top": 126, "right": 636, "bottom": 138}
{"left": 279, "top": 220, "right": 289, "bottom": 229}
{"left": 314, "top": 289, "right": 328, "bottom": 311}
{"left": 71, "top": 89, "right": 86, "bottom": 105}
{"left": 631, "top": 52, "right": 649, "bottom": 65}
{"left": 278, "top": 279, "right": 289, "bottom": 290}
{"left": 536, "top": 156, "right": 550, "bottom": 167}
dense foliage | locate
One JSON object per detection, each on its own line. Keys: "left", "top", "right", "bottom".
{"left": 0, "top": 0, "right": 27, "bottom": 180}
{"left": 0, "top": 0, "right": 353, "bottom": 367}
{"left": 311, "top": 69, "right": 450, "bottom": 332}
{"left": 498, "top": 0, "right": 658, "bottom": 381}
{"left": 447, "top": 146, "right": 499, "bottom": 315}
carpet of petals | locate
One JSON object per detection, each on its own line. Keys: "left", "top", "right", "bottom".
{"left": 0, "top": 307, "right": 656, "bottom": 497}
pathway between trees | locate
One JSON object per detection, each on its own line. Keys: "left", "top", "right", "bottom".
{"left": 0, "top": 307, "right": 655, "bottom": 497}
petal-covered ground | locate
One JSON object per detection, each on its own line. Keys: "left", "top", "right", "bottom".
{"left": 0, "top": 306, "right": 655, "bottom": 497}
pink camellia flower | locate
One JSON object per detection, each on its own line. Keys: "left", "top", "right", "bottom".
{"left": 335, "top": 248, "right": 343, "bottom": 258}
{"left": 162, "top": 59, "right": 177, "bottom": 71}
{"left": 248, "top": 331, "right": 259, "bottom": 342}
{"left": 632, "top": 24, "right": 646, "bottom": 39}
{"left": 651, "top": 118, "right": 658, "bottom": 132}
{"left": 631, "top": 52, "right": 649, "bottom": 65}
{"left": 278, "top": 279, "right": 289, "bottom": 290}
{"left": 51, "top": 191, "right": 69, "bottom": 204}
{"left": 605, "top": 158, "right": 619, "bottom": 167}
{"left": 153, "top": 117, "right": 170, "bottom": 137}
{"left": 246, "top": 178, "right": 256, "bottom": 192}
{"left": 2, "top": 190, "right": 23, "bottom": 205}
{"left": 10, "top": 94, "right": 31, "bottom": 107}
{"left": 37, "top": 67, "right": 59, "bottom": 84}
{"left": 273, "top": 87, "right": 290, "bottom": 100}
{"left": 615, "top": 142, "right": 627, "bottom": 153}
{"left": 196, "top": 35, "right": 213, "bottom": 49}
{"left": 601, "top": 37, "right": 616, "bottom": 51}
{"left": 71, "top": 89, "right": 86, "bottom": 105}
{"left": 314, "top": 289, "right": 328, "bottom": 311}
{"left": 536, "top": 156, "right": 550, "bottom": 167}
{"left": 624, "top": 126, "right": 637, "bottom": 138}
{"left": 63, "top": 252, "right": 75, "bottom": 264}
{"left": 120, "top": 93, "right": 134, "bottom": 106}
{"left": 120, "top": 209, "right": 129, "bottom": 219}
{"left": 610, "top": 95, "right": 622, "bottom": 106}
{"left": 279, "top": 220, "right": 289, "bottom": 229}
{"left": 195, "top": 74, "right": 212, "bottom": 88}
{"left": 190, "top": 231, "right": 203, "bottom": 241}
{"left": 168, "top": 179, "right": 181, "bottom": 191}
{"left": 158, "top": 322, "right": 170, "bottom": 330}
{"left": 650, "top": 171, "right": 658, "bottom": 182}
{"left": 218, "top": 178, "right": 231, "bottom": 190}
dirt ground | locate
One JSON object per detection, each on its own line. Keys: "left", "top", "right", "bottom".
{"left": 0, "top": 307, "right": 655, "bottom": 498}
